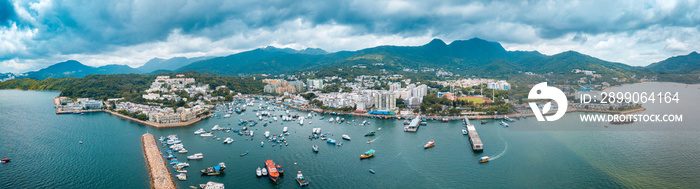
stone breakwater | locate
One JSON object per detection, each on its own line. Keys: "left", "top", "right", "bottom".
{"left": 141, "top": 133, "right": 176, "bottom": 189}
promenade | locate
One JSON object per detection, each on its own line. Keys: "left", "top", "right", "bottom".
{"left": 106, "top": 109, "right": 207, "bottom": 128}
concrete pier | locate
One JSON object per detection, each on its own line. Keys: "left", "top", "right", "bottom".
{"left": 141, "top": 133, "right": 176, "bottom": 189}
{"left": 464, "top": 118, "right": 483, "bottom": 152}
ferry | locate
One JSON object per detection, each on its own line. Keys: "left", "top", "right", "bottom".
{"left": 360, "top": 149, "right": 375, "bottom": 159}
{"left": 500, "top": 121, "right": 509, "bottom": 127}
{"left": 479, "top": 156, "right": 490, "bottom": 163}
{"left": 296, "top": 171, "right": 310, "bottom": 186}
{"left": 265, "top": 160, "right": 280, "bottom": 183}
{"left": 200, "top": 162, "right": 226, "bottom": 176}
{"left": 424, "top": 140, "right": 435, "bottom": 148}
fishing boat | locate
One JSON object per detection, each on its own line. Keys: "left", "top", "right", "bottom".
{"left": 200, "top": 162, "right": 226, "bottom": 176}
{"left": 424, "top": 140, "right": 435, "bottom": 148}
{"left": 296, "top": 171, "right": 310, "bottom": 186}
{"left": 261, "top": 141, "right": 265, "bottom": 147}
{"left": 327, "top": 139, "right": 336, "bottom": 144}
{"left": 364, "top": 131, "right": 375, "bottom": 136}
{"left": 481, "top": 120, "right": 488, "bottom": 124}
{"left": 256, "top": 167, "right": 262, "bottom": 177}
{"left": 265, "top": 160, "right": 280, "bottom": 183}
{"left": 283, "top": 127, "right": 288, "bottom": 133}
{"left": 369, "top": 169, "right": 375, "bottom": 174}
{"left": 360, "top": 149, "right": 375, "bottom": 159}
{"left": 223, "top": 137, "right": 234, "bottom": 144}
{"left": 194, "top": 128, "right": 206, "bottom": 135}
{"left": 276, "top": 164, "right": 284, "bottom": 175}
{"left": 187, "top": 153, "right": 203, "bottom": 160}
{"left": 479, "top": 156, "right": 490, "bottom": 163}
{"left": 240, "top": 150, "right": 249, "bottom": 157}
{"left": 462, "top": 128, "right": 468, "bottom": 135}
{"left": 500, "top": 121, "right": 509, "bottom": 127}
{"left": 312, "top": 145, "right": 319, "bottom": 152}
{"left": 1, "top": 158, "right": 9, "bottom": 163}
{"left": 342, "top": 134, "right": 351, "bottom": 140}
{"left": 177, "top": 173, "right": 187, "bottom": 181}
{"left": 200, "top": 182, "right": 224, "bottom": 189}
{"left": 262, "top": 167, "right": 268, "bottom": 176}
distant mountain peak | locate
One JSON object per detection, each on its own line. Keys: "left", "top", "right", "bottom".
{"left": 426, "top": 38, "right": 447, "bottom": 46}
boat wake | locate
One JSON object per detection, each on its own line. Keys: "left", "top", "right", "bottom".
{"left": 489, "top": 130, "right": 508, "bottom": 161}
{"left": 394, "top": 152, "right": 402, "bottom": 158}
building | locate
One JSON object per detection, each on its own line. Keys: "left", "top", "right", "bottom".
{"left": 81, "top": 100, "right": 103, "bottom": 109}
{"left": 487, "top": 80, "right": 510, "bottom": 90}
{"left": 374, "top": 92, "right": 396, "bottom": 111}
{"left": 306, "top": 79, "right": 324, "bottom": 90}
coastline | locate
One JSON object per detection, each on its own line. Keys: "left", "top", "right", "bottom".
{"left": 105, "top": 109, "right": 207, "bottom": 128}
{"left": 141, "top": 133, "right": 176, "bottom": 189}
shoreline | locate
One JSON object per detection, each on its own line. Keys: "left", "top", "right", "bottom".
{"left": 141, "top": 133, "right": 176, "bottom": 189}
{"left": 105, "top": 109, "right": 207, "bottom": 128}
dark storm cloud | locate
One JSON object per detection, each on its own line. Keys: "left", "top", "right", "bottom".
{"left": 2, "top": 0, "right": 700, "bottom": 72}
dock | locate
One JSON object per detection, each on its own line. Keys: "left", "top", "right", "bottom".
{"left": 141, "top": 133, "right": 176, "bottom": 189}
{"left": 404, "top": 115, "right": 421, "bottom": 132}
{"left": 464, "top": 118, "right": 483, "bottom": 152}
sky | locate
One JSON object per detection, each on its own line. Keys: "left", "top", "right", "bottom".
{"left": 1, "top": 0, "right": 700, "bottom": 73}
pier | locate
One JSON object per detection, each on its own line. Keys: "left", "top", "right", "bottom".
{"left": 404, "top": 115, "right": 421, "bottom": 132}
{"left": 141, "top": 133, "right": 176, "bottom": 189}
{"left": 464, "top": 118, "right": 483, "bottom": 152}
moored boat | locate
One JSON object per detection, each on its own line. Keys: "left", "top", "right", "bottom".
{"left": 177, "top": 173, "right": 187, "bottom": 181}
{"left": 200, "top": 162, "right": 226, "bottom": 176}
{"left": 327, "top": 139, "right": 336, "bottom": 144}
{"left": 481, "top": 120, "right": 488, "bottom": 124}
{"left": 265, "top": 160, "right": 280, "bottom": 183}
{"left": 187, "top": 153, "right": 203, "bottom": 160}
{"left": 342, "top": 134, "right": 351, "bottom": 140}
{"left": 500, "top": 121, "right": 509, "bottom": 127}
{"left": 262, "top": 167, "right": 268, "bottom": 176}
{"left": 194, "top": 128, "right": 206, "bottom": 135}
{"left": 424, "top": 140, "right": 435, "bottom": 148}
{"left": 223, "top": 137, "right": 234, "bottom": 144}
{"left": 360, "top": 149, "right": 375, "bottom": 159}
{"left": 364, "top": 131, "right": 375, "bottom": 136}
{"left": 256, "top": 167, "right": 262, "bottom": 177}
{"left": 296, "top": 171, "right": 310, "bottom": 186}
{"left": 462, "top": 129, "right": 468, "bottom": 135}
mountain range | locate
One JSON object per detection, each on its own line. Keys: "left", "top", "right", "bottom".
{"left": 15, "top": 38, "right": 700, "bottom": 83}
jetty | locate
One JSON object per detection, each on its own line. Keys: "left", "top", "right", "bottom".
{"left": 464, "top": 118, "right": 483, "bottom": 152}
{"left": 141, "top": 133, "right": 176, "bottom": 189}
{"left": 404, "top": 115, "right": 421, "bottom": 132}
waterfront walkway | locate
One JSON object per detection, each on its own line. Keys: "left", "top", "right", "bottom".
{"left": 141, "top": 133, "right": 176, "bottom": 189}
{"left": 106, "top": 109, "right": 206, "bottom": 128}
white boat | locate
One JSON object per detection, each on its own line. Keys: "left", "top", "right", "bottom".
{"left": 462, "top": 128, "right": 468, "bottom": 135}
{"left": 177, "top": 169, "right": 187, "bottom": 173}
{"left": 177, "top": 173, "right": 187, "bottom": 181}
{"left": 342, "top": 134, "right": 351, "bottom": 140}
{"left": 256, "top": 167, "right": 262, "bottom": 177}
{"left": 176, "top": 162, "right": 189, "bottom": 168}
{"left": 273, "top": 117, "right": 278, "bottom": 121}
{"left": 299, "top": 117, "right": 304, "bottom": 125}
{"left": 223, "top": 137, "right": 234, "bottom": 144}
{"left": 264, "top": 131, "right": 270, "bottom": 138}
{"left": 329, "top": 118, "right": 334, "bottom": 122}
{"left": 223, "top": 114, "right": 231, "bottom": 118}
{"left": 262, "top": 167, "right": 268, "bottom": 176}
{"left": 259, "top": 115, "right": 263, "bottom": 120}
{"left": 286, "top": 110, "right": 290, "bottom": 114}
{"left": 377, "top": 128, "right": 381, "bottom": 131}
{"left": 178, "top": 149, "right": 188, "bottom": 154}
{"left": 500, "top": 121, "right": 509, "bottom": 127}
{"left": 283, "top": 127, "right": 288, "bottom": 133}
{"left": 187, "top": 153, "right": 203, "bottom": 160}
{"left": 200, "top": 132, "right": 214, "bottom": 137}
{"left": 194, "top": 128, "right": 206, "bottom": 135}
{"left": 212, "top": 125, "right": 221, "bottom": 130}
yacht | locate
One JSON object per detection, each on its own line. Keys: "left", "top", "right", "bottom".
{"left": 187, "top": 153, "right": 203, "bottom": 160}
{"left": 342, "top": 135, "right": 351, "bottom": 140}
{"left": 262, "top": 167, "right": 268, "bottom": 176}
{"left": 500, "top": 121, "right": 509, "bottom": 127}
{"left": 283, "top": 127, "right": 288, "bottom": 133}
{"left": 223, "top": 137, "right": 234, "bottom": 144}
{"left": 194, "top": 128, "right": 206, "bottom": 135}
{"left": 256, "top": 167, "right": 262, "bottom": 177}
{"left": 200, "top": 132, "right": 214, "bottom": 137}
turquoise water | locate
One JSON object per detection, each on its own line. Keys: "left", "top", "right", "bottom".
{"left": 1, "top": 82, "right": 699, "bottom": 188}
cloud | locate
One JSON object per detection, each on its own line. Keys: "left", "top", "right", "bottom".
{"left": 1, "top": 0, "right": 700, "bottom": 72}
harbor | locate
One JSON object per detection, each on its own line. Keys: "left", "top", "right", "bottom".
{"left": 142, "top": 133, "right": 176, "bottom": 189}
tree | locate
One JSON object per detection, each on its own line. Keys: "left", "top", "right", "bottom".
{"left": 136, "top": 113, "right": 149, "bottom": 121}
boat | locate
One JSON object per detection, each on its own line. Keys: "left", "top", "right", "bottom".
{"left": 187, "top": 153, "right": 203, "bottom": 160}
{"left": 360, "top": 149, "right": 375, "bottom": 159}
{"left": 299, "top": 117, "right": 304, "bottom": 125}
{"left": 249, "top": 130, "right": 254, "bottom": 137}
{"left": 296, "top": 171, "right": 310, "bottom": 186}
{"left": 262, "top": 167, "right": 268, "bottom": 176}
{"left": 265, "top": 160, "right": 280, "bottom": 183}
{"left": 194, "top": 128, "right": 206, "bottom": 135}
{"left": 177, "top": 173, "right": 187, "bottom": 181}
{"left": 500, "top": 121, "right": 509, "bottom": 127}
{"left": 256, "top": 167, "right": 262, "bottom": 177}
{"left": 479, "top": 156, "right": 490, "bottom": 163}
{"left": 264, "top": 131, "right": 270, "bottom": 138}
{"left": 276, "top": 164, "right": 284, "bottom": 175}
{"left": 261, "top": 141, "right": 264, "bottom": 147}
{"left": 327, "top": 139, "right": 336, "bottom": 144}
{"left": 328, "top": 118, "right": 334, "bottom": 122}
{"left": 283, "top": 127, "right": 288, "bottom": 133}
{"left": 241, "top": 150, "right": 249, "bottom": 157}
{"left": 342, "top": 134, "right": 351, "bottom": 140}
{"left": 462, "top": 129, "right": 468, "bottom": 135}
{"left": 211, "top": 125, "right": 221, "bottom": 130}
{"left": 177, "top": 169, "right": 187, "bottom": 173}
{"left": 223, "top": 137, "right": 233, "bottom": 144}
{"left": 1, "top": 158, "right": 9, "bottom": 163}
{"left": 200, "top": 132, "right": 214, "bottom": 137}
{"left": 312, "top": 145, "right": 319, "bottom": 153}
{"left": 367, "top": 140, "right": 373, "bottom": 144}
{"left": 481, "top": 120, "right": 488, "bottom": 124}
{"left": 178, "top": 149, "right": 189, "bottom": 154}
{"left": 424, "top": 140, "right": 435, "bottom": 148}
{"left": 369, "top": 169, "right": 375, "bottom": 174}
{"left": 364, "top": 131, "right": 375, "bottom": 136}
{"left": 200, "top": 162, "right": 226, "bottom": 176}
{"left": 200, "top": 181, "right": 224, "bottom": 189}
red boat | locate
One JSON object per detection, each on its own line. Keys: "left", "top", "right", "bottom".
{"left": 1, "top": 158, "right": 9, "bottom": 163}
{"left": 266, "top": 160, "right": 280, "bottom": 183}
